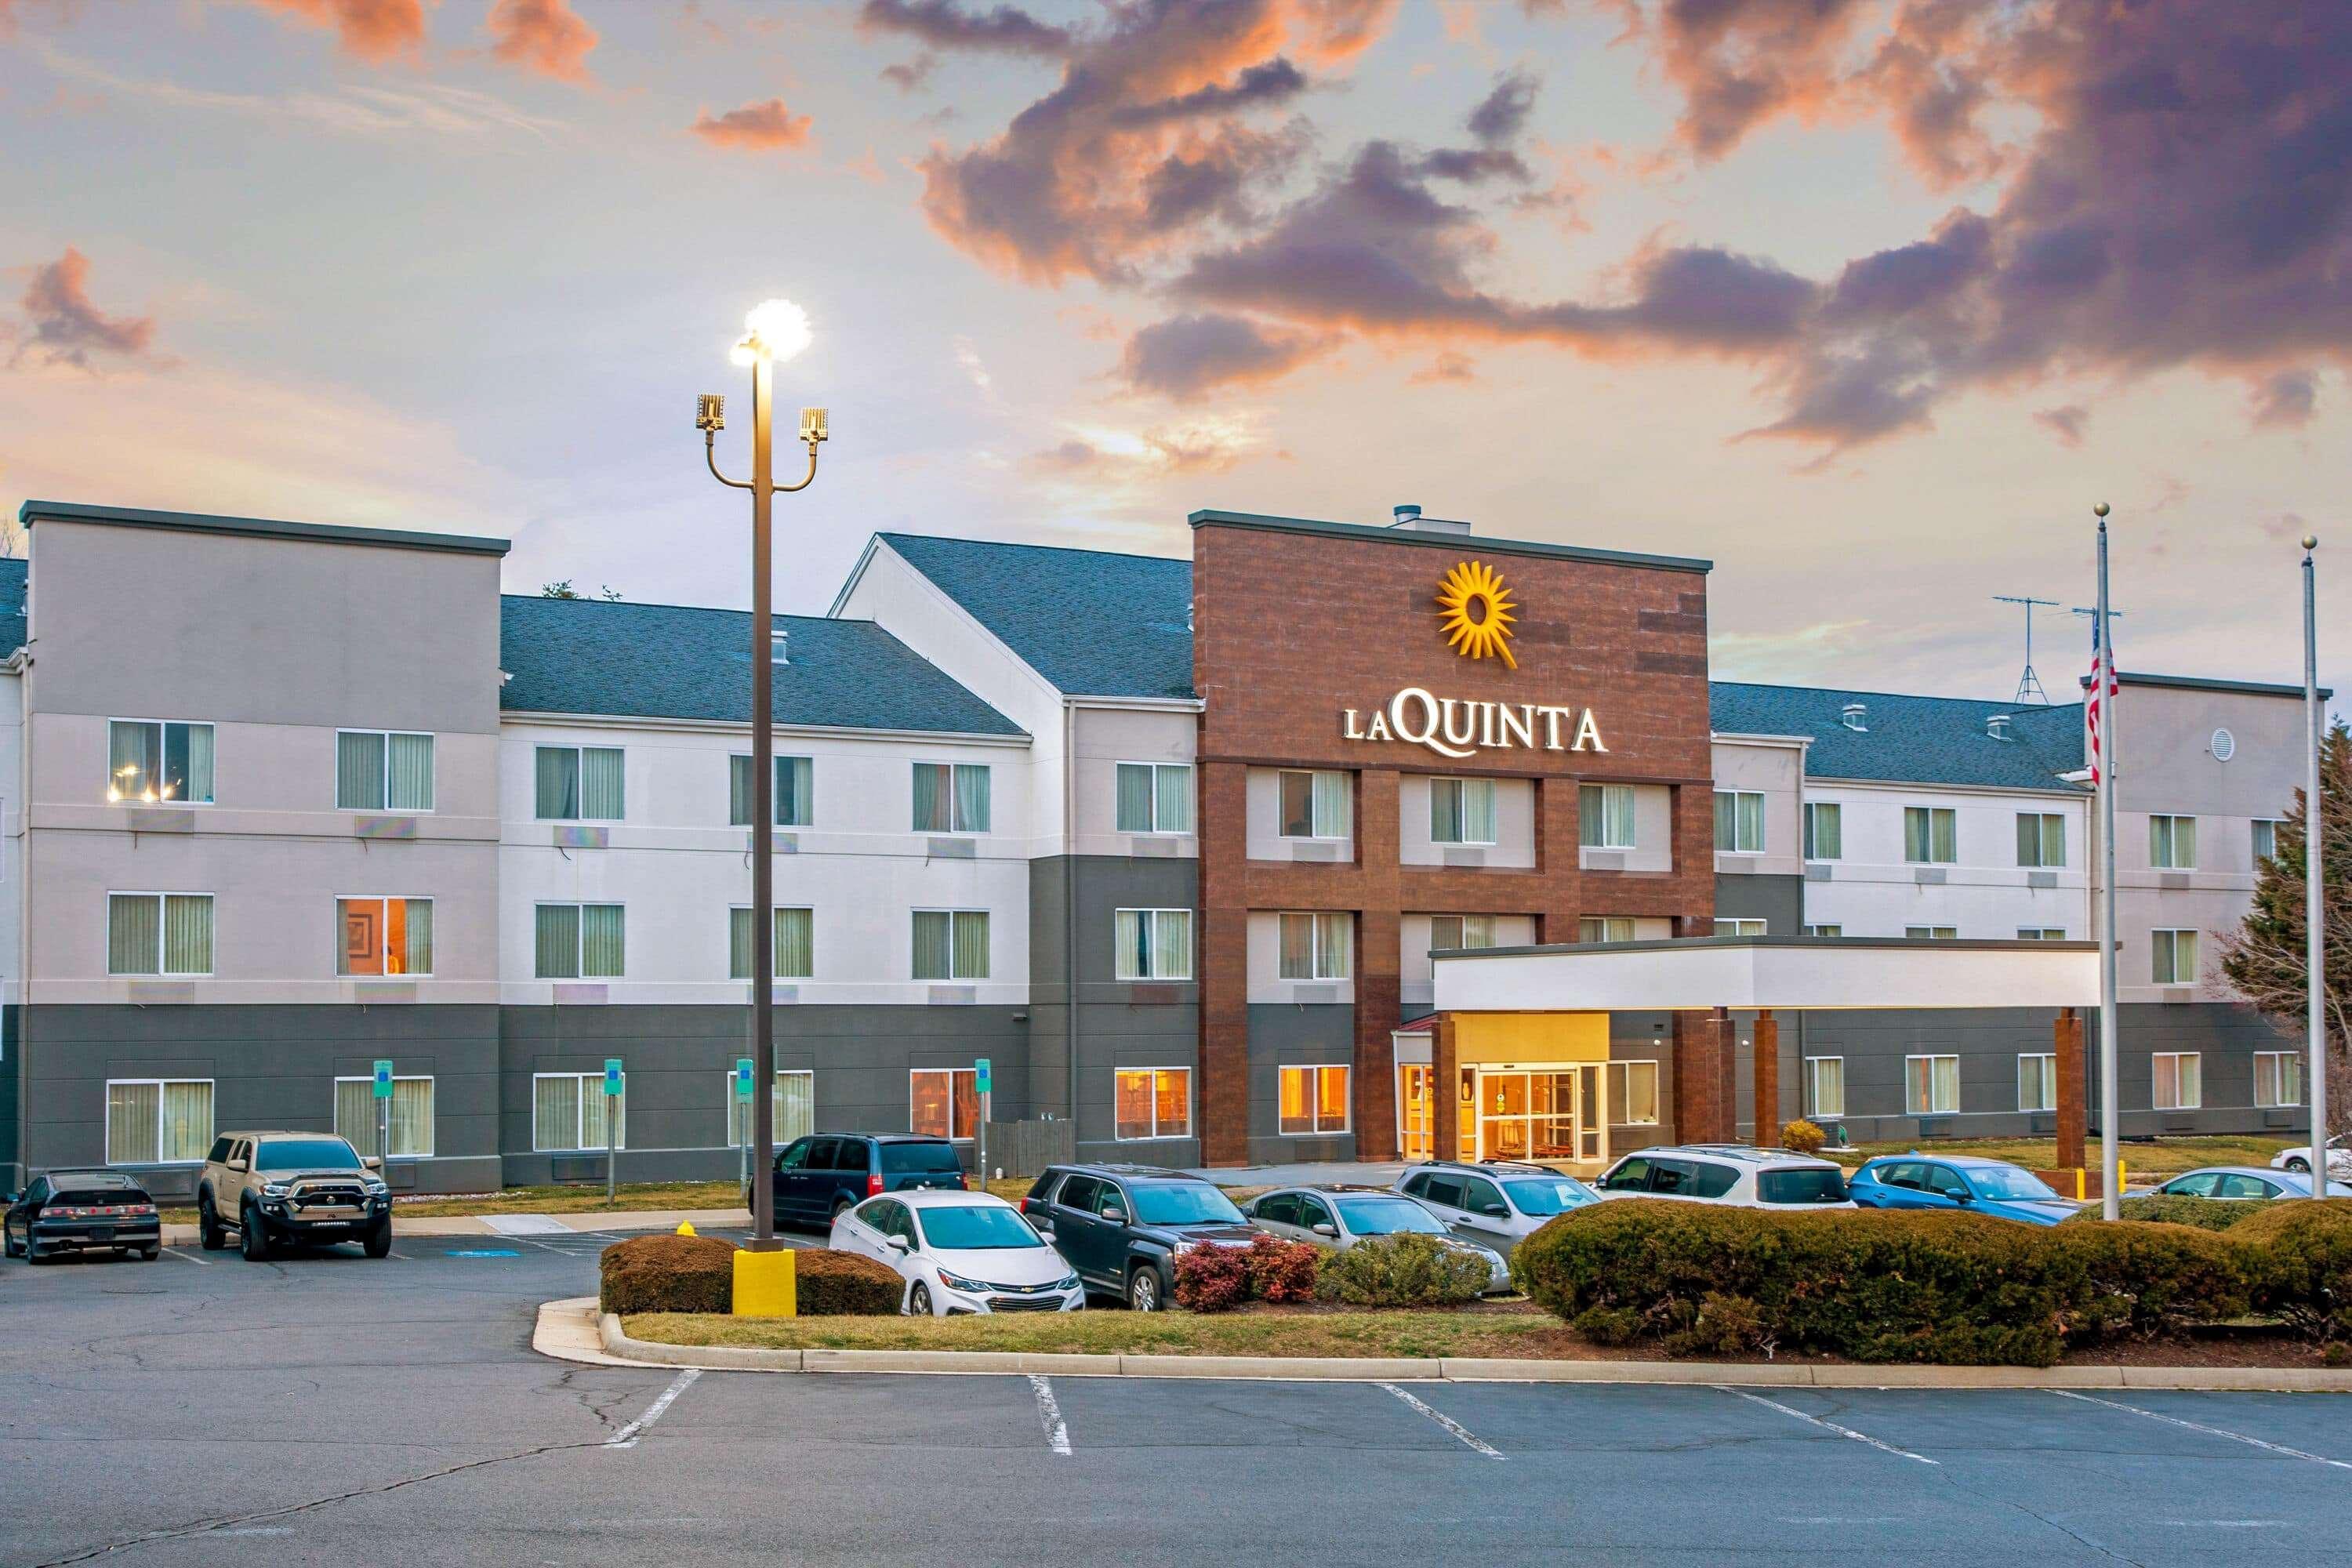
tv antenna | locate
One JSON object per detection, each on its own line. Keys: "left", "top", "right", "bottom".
{"left": 1994, "top": 594, "right": 2060, "bottom": 704}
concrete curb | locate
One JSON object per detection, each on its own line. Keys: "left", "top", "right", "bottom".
{"left": 561, "top": 1305, "right": 2352, "bottom": 1390}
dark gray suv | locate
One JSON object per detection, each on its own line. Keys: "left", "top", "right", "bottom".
{"left": 1018, "top": 1164, "right": 1255, "bottom": 1311}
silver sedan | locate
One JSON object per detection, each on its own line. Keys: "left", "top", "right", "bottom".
{"left": 1243, "top": 1185, "right": 1512, "bottom": 1293}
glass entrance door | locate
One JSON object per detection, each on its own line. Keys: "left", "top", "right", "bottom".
{"left": 1474, "top": 1069, "right": 1584, "bottom": 1163}
{"left": 1396, "top": 1064, "right": 1433, "bottom": 1161}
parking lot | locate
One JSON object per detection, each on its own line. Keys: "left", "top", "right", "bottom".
{"left": 6, "top": 1236, "right": 2350, "bottom": 1567}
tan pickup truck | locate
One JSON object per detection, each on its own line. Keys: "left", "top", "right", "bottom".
{"left": 195, "top": 1131, "right": 394, "bottom": 1260}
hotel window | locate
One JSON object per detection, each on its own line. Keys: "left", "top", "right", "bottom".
{"left": 726, "top": 1070, "right": 815, "bottom": 1148}
{"left": 2018, "top": 1054, "right": 2056, "bottom": 1113}
{"left": 1802, "top": 924, "right": 1842, "bottom": 937}
{"left": 1904, "top": 806, "right": 1958, "bottom": 863}
{"left": 1806, "top": 1058, "right": 1845, "bottom": 1119}
{"left": 1429, "top": 777, "right": 1497, "bottom": 844}
{"left": 535, "top": 745, "right": 624, "bottom": 820}
{"left": 1905, "top": 1054, "right": 1961, "bottom": 1116}
{"left": 2149, "top": 814, "right": 2198, "bottom": 869}
{"left": 2153, "top": 1051, "right": 2202, "bottom": 1111}
{"left": 1579, "top": 783, "right": 1636, "bottom": 848}
{"left": 1577, "top": 916, "right": 1634, "bottom": 944}
{"left": 1434, "top": 914, "right": 1501, "bottom": 950}
{"left": 107, "top": 893, "right": 213, "bottom": 976}
{"left": 1115, "top": 1067, "right": 1192, "bottom": 1141}
{"left": 1608, "top": 1060, "right": 1661, "bottom": 1125}
{"left": 337, "top": 897, "right": 433, "bottom": 976}
{"left": 2016, "top": 812, "right": 2065, "bottom": 868}
{"left": 104, "top": 1079, "right": 213, "bottom": 1165}
{"left": 913, "top": 909, "right": 990, "bottom": 980}
{"left": 337, "top": 731, "right": 434, "bottom": 812}
{"left": 1276, "top": 912, "right": 1351, "bottom": 979}
{"left": 910, "top": 1068, "right": 980, "bottom": 1141}
{"left": 2016, "top": 927, "right": 2067, "bottom": 941}
{"left": 334, "top": 1076, "right": 435, "bottom": 1158}
{"left": 1713, "top": 790, "right": 1764, "bottom": 852}
{"left": 535, "top": 903, "right": 625, "bottom": 979}
{"left": 912, "top": 762, "right": 990, "bottom": 833}
{"left": 2151, "top": 927, "right": 2199, "bottom": 985}
{"left": 2252, "top": 818, "right": 2280, "bottom": 863}
{"left": 730, "top": 906, "right": 815, "bottom": 980}
{"left": 1905, "top": 925, "right": 1958, "bottom": 940}
{"left": 107, "top": 719, "right": 213, "bottom": 805}
{"left": 1719, "top": 917, "right": 1766, "bottom": 937}
{"left": 1114, "top": 909, "right": 1193, "bottom": 981}
{"left": 1278, "top": 1065, "right": 1351, "bottom": 1134}
{"left": 532, "top": 1073, "right": 622, "bottom": 1151}
{"left": 1116, "top": 762, "right": 1194, "bottom": 834}
{"left": 2254, "top": 1051, "right": 2303, "bottom": 1107}
{"left": 730, "top": 754, "right": 813, "bottom": 827}
{"left": 1803, "top": 801, "right": 1842, "bottom": 860}
{"left": 1278, "top": 768, "right": 1350, "bottom": 839}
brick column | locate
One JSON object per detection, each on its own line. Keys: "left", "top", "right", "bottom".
{"left": 1432, "top": 1012, "right": 1459, "bottom": 1167}
{"left": 1196, "top": 760, "right": 1251, "bottom": 1166}
{"left": 1674, "top": 1006, "right": 1737, "bottom": 1143}
{"left": 1353, "top": 768, "right": 1402, "bottom": 1160}
{"left": 2055, "top": 1007, "right": 2086, "bottom": 1171}
{"left": 1534, "top": 774, "right": 1583, "bottom": 945}
{"left": 1752, "top": 1009, "right": 1780, "bottom": 1149}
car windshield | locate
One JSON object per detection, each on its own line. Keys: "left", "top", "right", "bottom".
{"left": 1501, "top": 1178, "right": 1598, "bottom": 1216}
{"left": 1334, "top": 1196, "right": 1446, "bottom": 1236}
{"left": 254, "top": 1139, "right": 363, "bottom": 1172}
{"left": 1756, "top": 1168, "right": 1848, "bottom": 1205}
{"left": 1129, "top": 1183, "right": 1245, "bottom": 1225}
{"left": 879, "top": 1142, "right": 964, "bottom": 1174}
{"left": 914, "top": 1205, "right": 1040, "bottom": 1250}
{"left": 1965, "top": 1168, "right": 2058, "bottom": 1202}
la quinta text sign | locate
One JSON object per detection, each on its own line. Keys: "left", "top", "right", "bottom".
{"left": 1342, "top": 688, "right": 1606, "bottom": 760}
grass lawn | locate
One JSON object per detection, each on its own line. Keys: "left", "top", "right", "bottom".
{"left": 161, "top": 1178, "right": 750, "bottom": 1225}
{"left": 1838, "top": 1133, "right": 2296, "bottom": 1179}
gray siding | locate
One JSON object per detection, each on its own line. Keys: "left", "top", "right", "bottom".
{"left": 1715, "top": 872, "right": 1803, "bottom": 935}
{"left": 1245, "top": 1003, "right": 1356, "bottom": 1163}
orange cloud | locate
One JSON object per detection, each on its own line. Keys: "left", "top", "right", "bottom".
{"left": 8, "top": 247, "right": 158, "bottom": 369}
{"left": 690, "top": 99, "right": 815, "bottom": 152}
{"left": 485, "top": 0, "right": 598, "bottom": 82}
{"left": 249, "top": 0, "right": 432, "bottom": 64}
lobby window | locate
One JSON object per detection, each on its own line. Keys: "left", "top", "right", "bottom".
{"left": 334, "top": 1075, "right": 434, "bottom": 1158}
{"left": 1114, "top": 908, "right": 1193, "bottom": 981}
{"left": 1904, "top": 806, "right": 1958, "bottom": 864}
{"left": 913, "top": 762, "right": 990, "bottom": 833}
{"left": 1116, "top": 762, "right": 1194, "bottom": 834}
{"left": 1115, "top": 1068, "right": 1192, "bottom": 1141}
{"left": 532, "top": 1073, "right": 622, "bottom": 1152}
{"left": 1905, "top": 925, "right": 1958, "bottom": 941}
{"left": 107, "top": 719, "right": 213, "bottom": 805}
{"left": 1278, "top": 1065, "right": 1351, "bottom": 1135}
{"left": 1433, "top": 914, "right": 1501, "bottom": 951}
{"left": 2016, "top": 812, "right": 2065, "bottom": 868}
{"left": 730, "top": 754, "right": 813, "bottom": 828}
{"left": 1719, "top": 917, "right": 1766, "bottom": 937}
{"left": 1579, "top": 784, "right": 1637, "bottom": 848}
{"left": 2151, "top": 927, "right": 2199, "bottom": 985}
{"left": 2149, "top": 814, "right": 2198, "bottom": 869}
{"left": 337, "top": 731, "right": 434, "bottom": 812}
{"left": 1803, "top": 801, "right": 1842, "bottom": 860}
{"left": 1713, "top": 790, "right": 1764, "bottom": 852}
{"left": 2018, "top": 1054, "right": 2056, "bottom": 1113}
{"left": 1577, "top": 916, "right": 1634, "bottom": 944}
{"left": 535, "top": 903, "right": 625, "bottom": 979}
{"left": 1278, "top": 768, "right": 1350, "bottom": 839}
{"left": 1608, "top": 1061, "right": 1661, "bottom": 1125}
{"left": 2153, "top": 1051, "right": 2202, "bottom": 1111}
{"left": 104, "top": 1079, "right": 213, "bottom": 1165}
{"left": 1429, "top": 776, "right": 1497, "bottom": 844}
{"left": 2254, "top": 1051, "right": 2303, "bottom": 1107}
{"left": 1802, "top": 924, "right": 1842, "bottom": 937}
{"left": 2252, "top": 818, "right": 2280, "bottom": 863}
{"left": 730, "top": 907, "right": 815, "bottom": 980}
{"left": 107, "top": 892, "right": 213, "bottom": 976}
{"left": 910, "top": 1068, "right": 979, "bottom": 1141}
{"left": 727, "top": 1071, "right": 815, "bottom": 1149}
{"left": 535, "top": 745, "right": 623, "bottom": 821}
{"left": 337, "top": 897, "right": 433, "bottom": 976}
{"left": 1905, "top": 1054, "right": 1960, "bottom": 1116}
{"left": 913, "top": 909, "right": 989, "bottom": 981}
{"left": 1276, "top": 912, "right": 1350, "bottom": 979}
{"left": 2016, "top": 927, "right": 2066, "bottom": 941}
{"left": 1806, "top": 1058, "right": 1845, "bottom": 1119}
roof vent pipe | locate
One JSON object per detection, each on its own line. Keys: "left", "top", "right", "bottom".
{"left": 1392, "top": 504, "right": 1422, "bottom": 526}
{"left": 1840, "top": 702, "right": 1868, "bottom": 731}
{"left": 1987, "top": 713, "right": 2012, "bottom": 740}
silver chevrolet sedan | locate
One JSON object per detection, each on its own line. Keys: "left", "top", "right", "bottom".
{"left": 1242, "top": 1183, "right": 1513, "bottom": 1293}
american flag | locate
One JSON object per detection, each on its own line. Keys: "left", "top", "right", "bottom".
{"left": 2086, "top": 622, "right": 2119, "bottom": 783}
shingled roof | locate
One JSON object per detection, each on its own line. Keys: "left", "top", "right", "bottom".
{"left": 1710, "top": 681, "right": 2086, "bottom": 793}
{"left": 0, "top": 557, "right": 24, "bottom": 658}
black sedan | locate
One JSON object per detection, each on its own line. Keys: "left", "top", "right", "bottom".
{"left": 5, "top": 1170, "right": 162, "bottom": 1262}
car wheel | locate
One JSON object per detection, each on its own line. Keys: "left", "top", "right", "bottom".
{"left": 25, "top": 1234, "right": 49, "bottom": 1265}
{"left": 832, "top": 1198, "right": 855, "bottom": 1225}
{"left": 140, "top": 1246, "right": 161, "bottom": 1261}
{"left": 1127, "top": 1264, "right": 1163, "bottom": 1312}
{"left": 364, "top": 1218, "right": 393, "bottom": 1259}
{"left": 909, "top": 1281, "right": 935, "bottom": 1316}
{"left": 2286, "top": 1157, "right": 2311, "bottom": 1174}
{"left": 239, "top": 1204, "right": 270, "bottom": 1261}
{"left": 198, "top": 1195, "right": 226, "bottom": 1251}
{"left": 2, "top": 1226, "right": 18, "bottom": 1259}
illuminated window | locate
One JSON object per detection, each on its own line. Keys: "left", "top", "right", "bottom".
{"left": 107, "top": 720, "right": 213, "bottom": 805}
{"left": 1115, "top": 1068, "right": 1192, "bottom": 1141}
{"left": 1278, "top": 1065, "right": 1350, "bottom": 1134}
{"left": 337, "top": 897, "right": 433, "bottom": 976}
{"left": 910, "top": 1069, "right": 980, "bottom": 1141}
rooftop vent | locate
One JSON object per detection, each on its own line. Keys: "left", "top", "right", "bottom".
{"left": 1840, "top": 702, "right": 1868, "bottom": 732}
{"left": 1393, "top": 503, "right": 1421, "bottom": 525}
{"left": 1986, "top": 713, "right": 2012, "bottom": 741}
{"left": 1389, "top": 503, "right": 1472, "bottom": 535}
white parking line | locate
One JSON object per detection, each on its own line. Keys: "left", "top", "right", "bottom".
{"left": 1379, "top": 1383, "right": 1504, "bottom": 1459}
{"left": 1028, "top": 1374, "right": 1073, "bottom": 1457}
{"left": 2051, "top": 1390, "right": 2352, "bottom": 1471}
{"left": 158, "top": 1247, "right": 211, "bottom": 1265}
{"left": 1716, "top": 1387, "right": 1938, "bottom": 1466}
{"left": 608, "top": 1369, "right": 702, "bottom": 1450}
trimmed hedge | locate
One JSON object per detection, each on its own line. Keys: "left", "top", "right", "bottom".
{"left": 2061, "top": 1195, "right": 2269, "bottom": 1232}
{"left": 2230, "top": 1198, "right": 2352, "bottom": 1341}
{"left": 1173, "top": 1243, "right": 1250, "bottom": 1312}
{"left": 1315, "top": 1232, "right": 1489, "bottom": 1308}
{"left": 601, "top": 1233, "right": 737, "bottom": 1314}
{"left": 795, "top": 1249, "right": 907, "bottom": 1316}
{"left": 1243, "top": 1234, "right": 1320, "bottom": 1304}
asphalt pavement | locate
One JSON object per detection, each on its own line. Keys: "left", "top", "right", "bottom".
{"left": 5, "top": 1229, "right": 2350, "bottom": 1566}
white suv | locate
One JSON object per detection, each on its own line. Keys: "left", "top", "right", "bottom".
{"left": 1595, "top": 1145, "right": 1853, "bottom": 1209}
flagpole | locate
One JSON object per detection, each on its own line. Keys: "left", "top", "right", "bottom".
{"left": 2303, "top": 534, "right": 2327, "bottom": 1197}
{"left": 2095, "top": 501, "right": 2122, "bottom": 1221}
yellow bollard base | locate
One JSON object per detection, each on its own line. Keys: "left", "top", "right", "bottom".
{"left": 732, "top": 1247, "right": 797, "bottom": 1318}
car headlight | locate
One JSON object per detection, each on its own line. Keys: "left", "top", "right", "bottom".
{"left": 363, "top": 1179, "right": 388, "bottom": 1195}
{"left": 260, "top": 1182, "right": 292, "bottom": 1198}
{"left": 938, "top": 1271, "right": 989, "bottom": 1294}
{"left": 1171, "top": 1240, "right": 1198, "bottom": 1254}
{"left": 1055, "top": 1272, "right": 1080, "bottom": 1291}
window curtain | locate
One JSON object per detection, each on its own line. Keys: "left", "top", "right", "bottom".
{"left": 1909, "top": 1057, "right": 1960, "bottom": 1114}
{"left": 1116, "top": 764, "right": 1154, "bottom": 833}
{"left": 1115, "top": 1070, "right": 1152, "bottom": 1138}
{"left": 1579, "top": 785, "right": 1604, "bottom": 847}
{"left": 338, "top": 731, "right": 387, "bottom": 811}
{"left": 1279, "top": 771, "right": 1314, "bottom": 837}
{"left": 1809, "top": 1059, "right": 1843, "bottom": 1117}
{"left": 911, "top": 911, "right": 952, "bottom": 980}
{"left": 580, "top": 748, "right": 624, "bottom": 819}
{"left": 162, "top": 895, "right": 212, "bottom": 975}
{"left": 775, "top": 907, "right": 813, "bottom": 978}
{"left": 390, "top": 1079, "right": 432, "bottom": 1156}
{"left": 1904, "top": 808, "right": 1930, "bottom": 862}
{"left": 730, "top": 756, "right": 754, "bottom": 827}
{"left": 1461, "top": 915, "right": 1497, "bottom": 949}
{"left": 1315, "top": 1066, "right": 1350, "bottom": 1130}
{"left": 1714, "top": 792, "right": 1737, "bottom": 850}
{"left": 173, "top": 723, "right": 215, "bottom": 804}
{"left": 953, "top": 1071, "right": 980, "bottom": 1140}
{"left": 1115, "top": 909, "right": 1148, "bottom": 979}
{"left": 1312, "top": 770, "right": 1349, "bottom": 838}
{"left": 535, "top": 905, "right": 582, "bottom": 979}
{"left": 387, "top": 734, "right": 434, "bottom": 811}
{"left": 334, "top": 1079, "right": 372, "bottom": 1149}
{"left": 159, "top": 1080, "right": 212, "bottom": 1162}
{"left": 1315, "top": 913, "right": 1350, "bottom": 978}
{"left": 910, "top": 1071, "right": 951, "bottom": 1137}
{"left": 1431, "top": 780, "right": 1463, "bottom": 843}
{"left": 1156, "top": 765, "right": 1193, "bottom": 833}
{"left": 729, "top": 908, "right": 755, "bottom": 979}
{"left": 1458, "top": 779, "right": 1497, "bottom": 842}
{"left": 108, "top": 894, "right": 159, "bottom": 975}
{"left": 535, "top": 747, "right": 579, "bottom": 819}
{"left": 911, "top": 764, "right": 948, "bottom": 832}
{"left": 953, "top": 764, "right": 991, "bottom": 833}
{"left": 1808, "top": 804, "right": 1841, "bottom": 860}
{"left": 582, "top": 1081, "right": 624, "bottom": 1149}
{"left": 108, "top": 720, "right": 159, "bottom": 801}
{"left": 776, "top": 1072, "right": 814, "bottom": 1143}
{"left": 579, "top": 905, "right": 625, "bottom": 978}
{"left": 338, "top": 898, "right": 382, "bottom": 977}
{"left": 778, "top": 756, "right": 812, "bottom": 827}
{"left": 534, "top": 1074, "right": 582, "bottom": 1150}
{"left": 1155, "top": 1069, "right": 1191, "bottom": 1136}
{"left": 1737, "top": 792, "right": 1764, "bottom": 852}
{"left": 2172, "top": 817, "right": 2196, "bottom": 866}
{"left": 1602, "top": 786, "right": 1635, "bottom": 848}
{"left": 1277, "top": 913, "right": 1313, "bottom": 978}
{"left": 951, "top": 911, "right": 989, "bottom": 978}
{"left": 1434, "top": 916, "right": 1465, "bottom": 951}
{"left": 1278, "top": 1069, "right": 1311, "bottom": 1134}
{"left": 107, "top": 1080, "right": 159, "bottom": 1163}
{"left": 1152, "top": 910, "right": 1192, "bottom": 979}
{"left": 1931, "top": 810, "right": 1956, "bottom": 862}
{"left": 402, "top": 899, "right": 433, "bottom": 975}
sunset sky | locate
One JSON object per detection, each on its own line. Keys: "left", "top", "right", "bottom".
{"left": 2, "top": 0, "right": 2344, "bottom": 708}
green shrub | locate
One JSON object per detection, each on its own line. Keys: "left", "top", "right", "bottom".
{"left": 1173, "top": 1243, "right": 1250, "bottom": 1312}
{"left": 2060, "top": 1195, "right": 2267, "bottom": 1232}
{"left": 1315, "top": 1232, "right": 1490, "bottom": 1307}
{"left": 1242, "top": 1234, "right": 1320, "bottom": 1303}
{"left": 600, "top": 1232, "right": 736, "bottom": 1314}
{"left": 1780, "top": 1120, "right": 1828, "bottom": 1156}
{"left": 2044, "top": 1220, "right": 2249, "bottom": 1341}
{"left": 795, "top": 1249, "right": 906, "bottom": 1316}
{"left": 2230, "top": 1198, "right": 2352, "bottom": 1341}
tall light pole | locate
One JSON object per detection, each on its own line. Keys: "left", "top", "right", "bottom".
{"left": 2094, "top": 501, "right": 2122, "bottom": 1220}
{"left": 2303, "top": 535, "right": 2328, "bottom": 1197}
{"left": 700, "top": 299, "right": 826, "bottom": 1251}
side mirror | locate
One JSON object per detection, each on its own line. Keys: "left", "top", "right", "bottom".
{"left": 228, "top": 1159, "right": 248, "bottom": 1173}
{"left": 1944, "top": 1189, "right": 1971, "bottom": 1203}
{"left": 361, "top": 1156, "right": 383, "bottom": 1171}
{"left": 1482, "top": 1203, "right": 1509, "bottom": 1218}
{"left": 884, "top": 1234, "right": 910, "bottom": 1252}
{"left": 1311, "top": 1222, "right": 1338, "bottom": 1238}
{"left": 1101, "top": 1206, "right": 1127, "bottom": 1224}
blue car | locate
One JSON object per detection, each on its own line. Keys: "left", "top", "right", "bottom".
{"left": 1847, "top": 1153, "right": 2078, "bottom": 1225}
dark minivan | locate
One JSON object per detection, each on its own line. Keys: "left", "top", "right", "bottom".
{"left": 5, "top": 1170, "right": 162, "bottom": 1263}
{"left": 757, "top": 1134, "right": 967, "bottom": 1229}
{"left": 1019, "top": 1163, "right": 1258, "bottom": 1312}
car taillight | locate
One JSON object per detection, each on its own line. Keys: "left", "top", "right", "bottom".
{"left": 128, "top": 1203, "right": 156, "bottom": 1215}
{"left": 867, "top": 1172, "right": 884, "bottom": 1197}
{"left": 1018, "top": 1197, "right": 1032, "bottom": 1214}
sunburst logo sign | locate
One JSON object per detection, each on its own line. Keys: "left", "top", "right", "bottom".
{"left": 1434, "top": 560, "right": 1518, "bottom": 670}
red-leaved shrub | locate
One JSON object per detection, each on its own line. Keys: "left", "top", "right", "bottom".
{"left": 1173, "top": 1242, "right": 1249, "bottom": 1312}
{"left": 1243, "top": 1234, "right": 1319, "bottom": 1303}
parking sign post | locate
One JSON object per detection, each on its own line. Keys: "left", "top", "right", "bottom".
{"left": 604, "top": 1058, "right": 624, "bottom": 1205}
{"left": 372, "top": 1058, "right": 393, "bottom": 1177}
{"left": 975, "top": 1058, "right": 992, "bottom": 1183}
{"left": 735, "top": 1056, "right": 755, "bottom": 1200}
